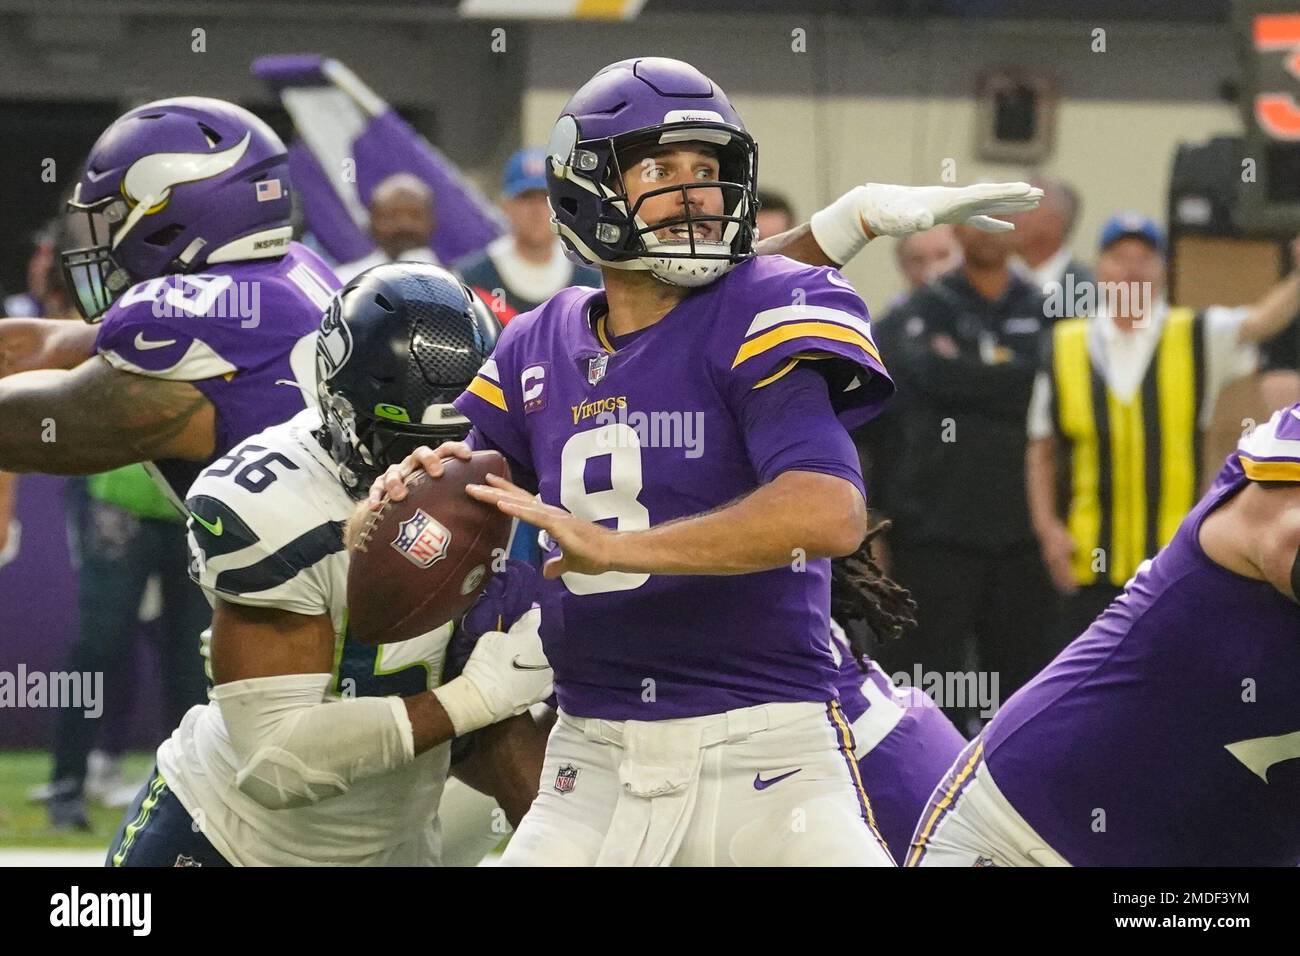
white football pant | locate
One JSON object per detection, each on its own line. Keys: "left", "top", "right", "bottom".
{"left": 907, "top": 738, "right": 1069, "bottom": 867}
{"left": 501, "top": 701, "right": 895, "bottom": 867}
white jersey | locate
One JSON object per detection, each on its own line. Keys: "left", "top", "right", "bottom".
{"left": 157, "top": 408, "right": 454, "bottom": 866}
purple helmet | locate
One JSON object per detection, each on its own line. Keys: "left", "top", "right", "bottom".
{"left": 60, "top": 97, "right": 293, "bottom": 321}
{"left": 545, "top": 57, "right": 758, "bottom": 287}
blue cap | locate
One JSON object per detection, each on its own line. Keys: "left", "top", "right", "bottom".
{"left": 1099, "top": 211, "right": 1165, "bottom": 254}
{"left": 502, "top": 147, "right": 549, "bottom": 198}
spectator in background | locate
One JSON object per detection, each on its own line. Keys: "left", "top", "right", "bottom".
{"left": 869, "top": 224, "right": 1055, "bottom": 732}
{"left": 2, "top": 223, "right": 57, "bottom": 318}
{"left": 891, "top": 226, "right": 962, "bottom": 307}
{"left": 1025, "top": 214, "right": 1300, "bottom": 639}
{"left": 455, "top": 147, "right": 600, "bottom": 324}
{"left": 1010, "top": 175, "right": 1093, "bottom": 314}
{"left": 8, "top": 217, "right": 209, "bottom": 829}
{"left": 335, "top": 172, "right": 439, "bottom": 283}
{"left": 754, "top": 188, "right": 796, "bottom": 241}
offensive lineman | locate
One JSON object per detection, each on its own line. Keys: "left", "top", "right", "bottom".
{"left": 107, "top": 264, "right": 552, "bottom": 866}
{"left": 372, "top": 57, "right": 1038, "bottom": 866}
{"left": 908, "top": 406, "right": 1300, "bottom": 866}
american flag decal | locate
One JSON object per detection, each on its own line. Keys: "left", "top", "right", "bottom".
{"left": 256, "top": 179, "right": 283, "bottom": 202}
{"left": 391, "top": 508, "right": 451, "bottom": 569}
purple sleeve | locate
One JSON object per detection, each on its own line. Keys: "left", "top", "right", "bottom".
{"left": 738, "top": 365, "right": 866, "bottom": 502}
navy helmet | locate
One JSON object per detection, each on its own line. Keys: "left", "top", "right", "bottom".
{"left": 314, "top": 262, "right": 501, "bottom": 497}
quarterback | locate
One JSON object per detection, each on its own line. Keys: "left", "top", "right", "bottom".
{"left": 107, "top": 265, "right": 552, "bottom": 866}
{"left": 372, "top": 57, "right": 1037, "bottom": 866}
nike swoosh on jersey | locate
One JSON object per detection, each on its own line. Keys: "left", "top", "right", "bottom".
{"left": 192, "top": 513, "right": 223, "bottom": 536}
{"left": 510, "top": 657, "right": 550, "bottom": 671}
{"left": 753, "top": 768, "right": 801, "bottom": 790}
{"left": 135, "top": 332, "right": 178, "bottom": 351}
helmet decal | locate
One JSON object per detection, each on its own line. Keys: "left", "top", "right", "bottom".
{"left": 120, "top": 133, "right": 252, "bottom": 215}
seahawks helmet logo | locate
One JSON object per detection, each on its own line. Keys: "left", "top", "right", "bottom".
{"left": 316, "top": 298, "right": 353, "bottom": 383}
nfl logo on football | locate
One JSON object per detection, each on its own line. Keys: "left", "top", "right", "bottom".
{"left": 391, "top": 508, "right": 452, "bottom": 569}
{"left": 554, "top": 764, "right": 578, "bottom": 794}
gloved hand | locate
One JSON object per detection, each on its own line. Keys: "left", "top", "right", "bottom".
{"left": 445, "top": 558, "right": 543, "bottom": 683}
{"left": 433, "top": 607, "right": 552, "bottom": 736}
{"left": 810, "top": 182, "right": 1044, "bottom": 264}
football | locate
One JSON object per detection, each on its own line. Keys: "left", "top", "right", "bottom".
{"left": 346, "top": 451, "right": 512, "bottom": 645}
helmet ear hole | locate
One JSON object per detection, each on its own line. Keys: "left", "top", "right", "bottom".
{"left": 373, "top": 294, "right": 396, "bottom": 313}
{"left": 559, "top": 197, "right": 579, "bottom": 216}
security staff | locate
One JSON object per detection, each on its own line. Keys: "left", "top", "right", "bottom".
{"left": 1026, "top": 212, "right": 1300, "bottom": 637}
{"left": 871, "top": 223, "right": 1055, "bottom": 731}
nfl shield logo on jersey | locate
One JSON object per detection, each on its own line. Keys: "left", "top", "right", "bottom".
{"left": 554, "top": 764, "right": 578, "bottom": 794}
{"left": 587, "top": 353, "right": 609, "bottom": 386}
{"left": 391, "top": 509, "right": 452, "bottom": 569}
{"left": 173, "top": 854, "right": 202, "bottom": 867}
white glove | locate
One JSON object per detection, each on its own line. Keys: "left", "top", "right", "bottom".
{"left": 809, "top": 182, "right": 1045, "bottom": 265}
{"left": 432, "top": 607, "right": 553, "bottom": 736}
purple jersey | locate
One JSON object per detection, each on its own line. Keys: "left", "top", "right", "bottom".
{"left": 981, "top": 405, "right": 1300, "bottom": 865}
{"left": 455, "top": 256, "right": 893, "bottom": 720}
{"left": 831, "top": 624, "right": 967, "bottom": 858}
{"left": 94, "top": 243, "right": 339, "bottom": 504}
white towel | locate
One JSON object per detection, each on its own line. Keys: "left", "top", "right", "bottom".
{"left": 595, "top": 719, "right": 706, "bottom": 867}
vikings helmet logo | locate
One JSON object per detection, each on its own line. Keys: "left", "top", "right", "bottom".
{"left": 119, "top": 132, "right": 252, "bottom": 215}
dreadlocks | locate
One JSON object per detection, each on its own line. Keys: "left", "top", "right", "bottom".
{"left": 830, "top": 519, "right": 917, "bottom": 671}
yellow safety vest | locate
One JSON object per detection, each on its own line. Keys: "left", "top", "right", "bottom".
{"left": 1051, "top": 307, "right": 1204, "bottom": 586}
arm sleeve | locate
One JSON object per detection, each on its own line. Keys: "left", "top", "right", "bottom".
{"left": 186, "top": 487, "right": 341, "bottom": 617}
{"left": 453, "top": 340, "right": 534, "bottom": 474}
{"left": 95, "top": 278, "right": 239, "bottom": 381}
{"left": 715, "top": 266, "right": 895, "bottom": 431}
{"left": 1237, "top": 402, "right": 1300, "bottom": 483}
{"left": 738, "top": 365, "right": 867, "bottom": 503}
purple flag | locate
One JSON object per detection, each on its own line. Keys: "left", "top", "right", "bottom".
{"left": 252, "top": 54, "right": 505, "bottom": 267}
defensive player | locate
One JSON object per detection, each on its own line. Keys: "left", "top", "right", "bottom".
{"left": 371, "top": 57, "right": 1037, "bottom": 867}
{"left": 107, "top": 264, "right": 552, "bottom": 866}
{"left": 908, "top": 406, "right": 1300, "bottom": 866}
{"left": 0, "top": 97, "right": 338, "bottom": 503}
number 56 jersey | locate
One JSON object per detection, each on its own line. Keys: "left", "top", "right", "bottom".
{"left": 156, "top": 408, "right": 454, "bottom": 866}
{"left": 455, "top": 255, "right": 894, "bottom": 722}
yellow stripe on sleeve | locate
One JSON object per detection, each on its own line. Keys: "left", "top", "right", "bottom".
{"left": 1240, "top": 455, "right": 1300, "bottom": 482}
{"left": 465, "top": 375, "right": 507, "bottom": 412}
{"left": 731, "top": 321, "right": 883, "bottom": 370}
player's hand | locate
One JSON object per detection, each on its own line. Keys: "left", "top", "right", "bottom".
{"left": 861, "top": 182, "right": 1044, "bottom": 236}
{"left": 810, "top": 181, "right": 1042, "bottom": 264}
{"left": 466, "top": 473, "right": 616, "bottom": 579}
{"left": 460, "top": 607, "right": 553, "bottom": 721}
{"left": 366, "top": 441, "right": 473, "bottom": 509}
{"left": 1039, "top": 521, "right": 1079, "bottom": 595}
